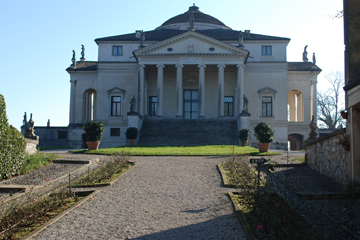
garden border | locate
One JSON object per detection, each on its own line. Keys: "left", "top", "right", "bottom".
{"left": 70, "top": 161, "right": 136, "bottom": 188}
{"left": 21, "top": 190, "right": 101, "bottom": 240}
{"left": 227, "top": 192, "right": 255, "bottom": 240}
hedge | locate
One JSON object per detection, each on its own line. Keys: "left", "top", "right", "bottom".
{"left": 0, "top": 94, "right": 26, "bottom": 179}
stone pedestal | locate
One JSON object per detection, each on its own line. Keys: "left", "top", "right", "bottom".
{"left": 127, "top": 111, "right": 144, "bottom": 145}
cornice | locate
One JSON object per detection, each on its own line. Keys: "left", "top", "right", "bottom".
{"left": 69, "top": 71, "right": 97, "bottom": 75}
{"left": 137, "top": 53, "right": 246, "bottom": 58}
{"left": 287, "top": 71, "right": 321, "bottom": 75}
{"left": 134, "top": 31, "right": 249, "bottom": 57}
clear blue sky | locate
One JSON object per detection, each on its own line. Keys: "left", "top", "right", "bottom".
{"left": 1, "top": 0, "right": 344, "bottom": 130}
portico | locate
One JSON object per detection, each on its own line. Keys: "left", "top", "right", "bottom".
{"left": 134, "top": 31, "right": 248, "bottom": 119}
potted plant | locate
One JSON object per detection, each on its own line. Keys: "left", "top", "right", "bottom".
{"left": 238, "top": 128, "right": 250, "bottom": 146}
{"left": 253, "top": 122, "right": 275, "bottom": 152}
{"left": 82, "top": 121, "right": 105, "bottom": 150}
{"left": 125, "top": 127, "right": 139, "bottom": 145}
{"left": 338, "top": 135, "right": 350, "bottom": 151}
{"left": 340, "top": 110, "right": 348, "bottom": 120}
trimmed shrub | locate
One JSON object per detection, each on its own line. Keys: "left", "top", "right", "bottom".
{"left": 0, "top": 94, "right": 27, "bottom": 179}
{"left": 125, "top": 127, "right": 139, "bottom": 139}
{"left": 253, "top": 122, "right": 275, "bottom": 143}
{"left": 82, "top": 121, "right": 105, "bottom": 142}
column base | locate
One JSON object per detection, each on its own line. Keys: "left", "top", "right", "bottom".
{"left": 217, "top": 115, "right": 225, "bottom": 119}
{"left": 156, "top": 115, "right": 163, "bottom": 119}
{"left": 198, "top": 115, "right": 206, "bottom": 119}
{"left": 175, "top": 115, "right": 183, "bottom": 119}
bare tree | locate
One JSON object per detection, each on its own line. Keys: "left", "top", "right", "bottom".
{"left": 317, "top": 71, "right": 345, "bottom": 129}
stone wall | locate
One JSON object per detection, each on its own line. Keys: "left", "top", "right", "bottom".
{"left": 34, "top": 126, "right": 70, "bottom": 147}
{"left": 305, "top": 128, "right": 351, "bottom": 188}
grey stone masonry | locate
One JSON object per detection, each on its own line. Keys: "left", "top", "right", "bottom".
{"left": 305, "top": 128, "right": 351, "bottom": 188}
{"left": 138, "top": 119, "right": 238, "bottom": 145}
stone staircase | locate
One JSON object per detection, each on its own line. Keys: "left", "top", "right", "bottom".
{"left": 138, "top": 118, "right": 239, "bottom": 145}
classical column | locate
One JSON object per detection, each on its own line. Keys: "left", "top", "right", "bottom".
{"left": 217, "top": 64, "right": 226, "bottom": 118}
{"left": 236, "top": 64, "right": 245, "bottom": 116}
{"left": 156, "top": 64, "right": 164, "bottom": 117}
{"left": 198, "top": 64, "right": 206, "bottom": 118}
{"left": 175, "top": 64, "right": 183, "bottom": 118}
{"left": 313, "top": 81, "right": 317, "bottom": 123}
{"left": 69, "top": 79, "right": 76, "bottom": 125}
{"left": 138, "top": 64, "right": 145, "bottom": 115}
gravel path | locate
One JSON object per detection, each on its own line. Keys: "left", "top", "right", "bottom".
{"left": 32, "top": 156, "right": 246, "bottom": 240}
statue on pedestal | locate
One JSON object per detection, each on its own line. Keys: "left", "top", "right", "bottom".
{"left": 130, "top": 96, "right": 136, "bottom": 112}
{"left": 242, "top": 94, "right": 249, "bottom": 113}
{"left": 308, "top": 115, "right": 318, "bottom": 140}
{"left": 24, "top": 113, "right": 39, "bottom": 140}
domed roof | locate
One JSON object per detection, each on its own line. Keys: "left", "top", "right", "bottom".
{"left": 156, "top": 5, "right": 231, "bottom": 30}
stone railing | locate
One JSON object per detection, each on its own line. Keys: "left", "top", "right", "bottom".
{"left": 305, "top": 128, "right": 351, "bottom": 188}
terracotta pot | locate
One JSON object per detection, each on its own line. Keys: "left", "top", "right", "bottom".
{"left": 128, "top": 139, "right": 136, "bottom": 146}
{"left": 86, "top": 141, "right": 100, "bottom": 150}
{"left": 257, "top": 143, "right": 271, "bottom": 153}
{"left": 240, "top": 140, "right": 248, "bottom": 146}
{"left": 341, "top": 112, "right": 348, "bottom": 119}
{"left": 343, "top": 144, "right": 350, "bottom": 151}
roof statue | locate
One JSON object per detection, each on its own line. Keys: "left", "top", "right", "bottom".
{"left": 303, "top": 45, "right": 308, "bottom": 62}
{"left": 238, "top": 31, "right": 244, "bottom": 48}
{"left": 188, "top": 10, "right": 195, "bottom": 31}
{"left": 80, "top": 44, "right": 86, "bottom": 62}
{"left": 313, "top": 52, "right": 316, "bottom": 65}
{"left": 139, "top": 31, "right": 145, "bottom": 48}
{"left": 71, "top": 50, "right": 76, "bottom": 68}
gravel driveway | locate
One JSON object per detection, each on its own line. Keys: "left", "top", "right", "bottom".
{"left": 32, "top": 156, "right": 246, "bottom": 240}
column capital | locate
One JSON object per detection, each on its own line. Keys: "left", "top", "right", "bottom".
{"left": 198, "top": 64, "right": 206, "bottom": 68}
{"left": 217, "top": 64, "right": 226, "bottom": 69}
{"left": 138, "top": 64, "right": 145, "bottom": 68}
{"left": 156, "top": 64, "right": 165, "bottom": 69}
{"left": 175, "top": 64, "right": 184, "bottom": 68}
{"left": 236, "top": 63, "right": 245, "bottom": 68}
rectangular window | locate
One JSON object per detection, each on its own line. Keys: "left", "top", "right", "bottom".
{"left": 112, "top": 46, "right": 123, "bottom": 56}
{"left": 262, "top": 46, "right": 272, "bottom": 55}
{"left": 58, "top": 131, "right": 68, "bottom": 139}
{"left": 110, "top": 128, "right": 120, "bottom": 136}
{"left": 111, "top": 96, "right": 121, "bottom": 116}
{"left": 224, "top": 96, "right": 234, "bottom": 117}
{"left": 262, "top": 96, "right": 272, "bottom": 116}
{"left": 149, "top": 96, "right": 157, "bottom": 116}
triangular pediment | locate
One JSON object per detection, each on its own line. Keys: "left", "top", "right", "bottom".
{"left": 133, "top": 31, "right": 249, "bottom": 57}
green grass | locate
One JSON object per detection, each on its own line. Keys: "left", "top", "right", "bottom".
{"left": 70, "top": 145, "right": 281, "bottom": 156}
{"left": 37, "top": 146, "right": 75, "bottom": 150}
{"left": 290, "top": 156, "right": 305, "bottom": 163}
{"left": 19, "top": 153, "right": 63, "bottom": 174}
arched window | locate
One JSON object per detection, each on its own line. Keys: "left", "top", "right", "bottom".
{"left": 83, "top": 89, "right": 97, "bottom": 122}
{"left": 288, "top": 90, "right": 304, "bottom": 122}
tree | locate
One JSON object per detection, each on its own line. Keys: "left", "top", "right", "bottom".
{"left": 317, "top": 71, "right": 345, "bottom": 129}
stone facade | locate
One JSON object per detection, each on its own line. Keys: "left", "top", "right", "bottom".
{"left": 305, "top": 129, "right": 351, "bottom": 188}
{"left": 35, "top": 5, "right": 321, "bottom": 149}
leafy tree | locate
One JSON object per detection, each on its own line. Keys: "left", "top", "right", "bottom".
{"left": 317, "top": 71, "right": 345, "bottom": 129}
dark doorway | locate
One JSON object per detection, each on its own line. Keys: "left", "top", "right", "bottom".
{"left": 184, "top": 89, "right": 199, "bottom": 119}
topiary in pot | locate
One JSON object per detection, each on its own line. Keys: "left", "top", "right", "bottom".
{"left": 253, "top": 122, "right": 275, "bottom": 152}
{"left": 238, "top": 128, "right": 250, "bottom": 146}
{"left": 82, "top": 121, "right": 105, "bottom": 150}
{"left": 125, "top": 127, "right": 139, "bottom": 145}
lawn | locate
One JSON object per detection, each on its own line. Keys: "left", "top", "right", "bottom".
{"left": 70, "top": 145, "right": 280, "bottom": 156}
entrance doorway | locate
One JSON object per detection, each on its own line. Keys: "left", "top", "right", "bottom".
{"left": 184, "top": 89, "right": 199, "bottom": 119}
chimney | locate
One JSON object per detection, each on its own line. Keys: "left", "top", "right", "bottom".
{"left": 244, "top": 30, "right": 251, "bottom": 39}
